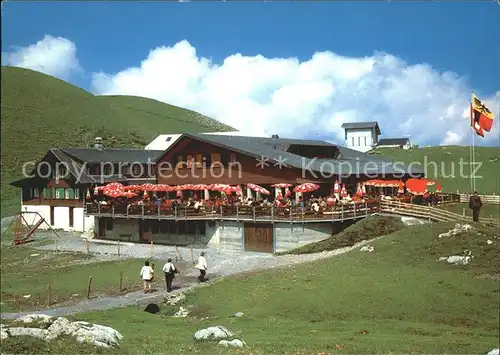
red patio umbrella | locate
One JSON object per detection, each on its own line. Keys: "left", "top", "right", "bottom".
{"left": 356, "top": 183, "right": 364, "bottom": 197}
{"left": 405, "top": 178, "right": 428, "bottom": 195}
{"left": 140, "top": 183, "right": 156, "bottom": 191}
{"left": 122, "top": 191, "right": 138, "bottom": 198}
{"left": 247, "top": 183, "right": 270, "bottom": 195}
{"left": 334, "top": 180, "right": 340, "bottom": 193}
{"left": 211, "top": 184, "right": 231, "bottom": 191}
{"left": 103, "top": 182, "right": 125, "bottom": 198}
{"left": 192, "top": 184, "right": 209, "bottom": 190}
{"left": 327, "top": 197, "right": 335, "bottom": 206}
{"left": 124, "top": 185, "right": 140, "bottom": 191}
{"left": 293, "top": 183, "right": 320, "bottom": 193}
{"left": 397, "top": 181, "right": 405, "bottom": 194}
{"left": 271, "top": 183, "right": 293, "bottom": 188}
{"left": 435, "top": 181, "right": 442, "bottom": 192}
{"left": 341, "top": 184, "right": 348, "bottom": 197}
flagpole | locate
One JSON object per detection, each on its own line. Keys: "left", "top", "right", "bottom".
{"left": 469, "top": 93, "right": 474, "bottom": 193}
{"left": 471, "top": 92, "right": 477, "bottom": 192}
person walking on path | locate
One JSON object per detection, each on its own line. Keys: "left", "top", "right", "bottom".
{"left": 162, "top": 258, "right": 178, "bottom": 292}
{"left": 469, "top": 191, "right": 483, "bottom": 223}
{"left": 140, "top": 260, "right": 155, "bottom": 293}
{"left": 195, "top": 252, "right": 208, "bottom": 283}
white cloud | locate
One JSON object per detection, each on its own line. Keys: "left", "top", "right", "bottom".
{"left": 91, "top": 40, "right": 499, "bottom": 146}
{"left": 2, "top": 35, "right": 81, "bottom": 80}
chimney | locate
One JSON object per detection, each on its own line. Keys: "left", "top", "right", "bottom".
{"left": 94, "top": 137, "right": 104, "bottom": 150}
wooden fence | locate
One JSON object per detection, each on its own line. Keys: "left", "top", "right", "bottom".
{"left": 459, "top": 194, "right": 500, "bottom": 205}
{"left": 380, "top": 200, "right": 500, "bottom": 227}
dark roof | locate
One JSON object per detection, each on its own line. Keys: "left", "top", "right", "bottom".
{"left": 377, "top": 138, "right": 410, "bottom": 146}
{"left": 341, "top": 121, "right": 381, "bottom": 135}
{"left": 61, "top": 148, "right": 163, "bottom": 164}
{"left": 10, "top": 147, "right": 163, "bottom": 187}
{"left": 161, "top": 133, "right": 422, "bottom": 175}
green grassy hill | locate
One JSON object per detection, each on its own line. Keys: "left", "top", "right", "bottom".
{"left": 0, "top": 66, "right": 233, "bottom": 216}
{"left": 372, "top": 146, "right": 500, "bottom": 194}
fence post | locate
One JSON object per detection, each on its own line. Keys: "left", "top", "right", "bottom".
{"left": 112, "top": 205, "right": 115, "bottom": 218}
{"left": 141, "top": 204, "right": 145, "bottom": 219}
{"left": 236, "top": 205, "right": 239, "bottom": 222}
{"left": 117, "top": 240, "right": 120, "bottom": 256}
{"left": 353, "top": 204, "right": 357, "bottom": 219}
{"left": 86, "top": 276, "right": 92, "bottom": 299}
{"left": 47, "top": 284, "right": 52, "bottom": 306}
{"left": 365, "top": 202, "right": 368, "bottom": 217}
{"left": 271, "top": 206, "right": 274, "bottom": 223}
{"left": 253, "top": 207, "right": 256, "bottom": 222}
{"left": 85, "top": 238, "right": 89, "bottom": 254}
{"left": 341, "top": 204, "right": 344, "bottom": 221}
{"left": 148, "top": 241, "right": 153, "bottom": 259}
{"left": 462, "top": 208, "right": 466, "bottom": 217}
{"left": 119, "top": 271, "right": 123, "bottom": 292}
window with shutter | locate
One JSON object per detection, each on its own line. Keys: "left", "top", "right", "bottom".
{"left": 74, "top": 189, "right": 80, "bottom": 200}
{"left": 211, "top": 153, "right": 221, "bottom": 165}
{"left": 176, "top": 155, "right": 183, "bottom": 168}
{"left": 33, "top": 188, "right": 40, "bottom": 198}
{"left": 56, "top": 188, "right": 65, "bottom": 199}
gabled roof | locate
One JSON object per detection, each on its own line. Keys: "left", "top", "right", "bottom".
{"left": 377, "top": 138, "right": 410, "bottom": 146}
{"left": 157, "top": 133, "right": 422, "bottom": 175}
{"left": 10, "top": 147, "right": 162, "bottom": 187}
{"left": 341, "top": 121, "right": 381, "bottom": 135}
{"left": 61, "top": 148, "right": 163, "bottom": 164}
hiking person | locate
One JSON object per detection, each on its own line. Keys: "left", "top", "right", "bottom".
{"left": 195, "top": 251, "right": 208, "bottom": 282}
{"left": 140, "top": 260, "right": 154, "bottom": 293}
{"left": 469, "top": 191, "right": 483, "bottom": 223}
{"left": 162, "top": 258, "right": 178, "bottom": 292}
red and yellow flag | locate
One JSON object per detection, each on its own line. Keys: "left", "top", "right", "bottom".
{"left": 470, "top": 93, "right": 494, "bottom": 137}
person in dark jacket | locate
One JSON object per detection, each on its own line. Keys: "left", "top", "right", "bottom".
{"left": 469, "top": 191, "right": 482, "bottom": 222}
{"left": 162, "top": 258, "right": 178, "bottom": 292}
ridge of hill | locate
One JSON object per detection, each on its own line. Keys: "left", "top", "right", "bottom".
{"left": 0, "top": 66, "right": 233, "bottom": 216}
{"left": 371, "top": 146, "right": 500, "bottom": 194}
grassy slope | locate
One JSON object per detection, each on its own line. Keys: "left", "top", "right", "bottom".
{"left": 372, "top": 146, "right": 500, "bottom": 194}
{"left": 279, "top": 215, "right": 406, "bottom": 255}
{"left": 3, "top": 222, "right": 498, "bottom": 354}
{"left": 0, "top": 67, "right": 233, "bottom": 216}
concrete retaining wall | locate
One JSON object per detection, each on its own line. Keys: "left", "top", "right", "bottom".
{"left": 93, "top": 218, "right": 355, "bottom": 253}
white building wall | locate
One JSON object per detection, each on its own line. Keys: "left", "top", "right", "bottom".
{"left": 345, "top": 129, "right": 375, "bottom": 153}
{"left": 21, "top": 204, "right": 94, "bottom": 232}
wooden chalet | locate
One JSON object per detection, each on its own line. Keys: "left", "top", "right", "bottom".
{"left": 11, "top": 133, "right": 424, "bottom": 253}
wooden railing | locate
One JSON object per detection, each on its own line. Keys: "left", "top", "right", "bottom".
{"left": 380, "top": 200, "right": 500, "bottom": 227}
{"left": 459, "top": 193, "right": 500, "bottom": 205}
{"left": 85, "top": 201, "right": 380, "bottom": 223}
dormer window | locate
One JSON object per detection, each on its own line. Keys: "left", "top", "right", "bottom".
{"left": 166, "top": 137, "right": 172, "bottom": 142}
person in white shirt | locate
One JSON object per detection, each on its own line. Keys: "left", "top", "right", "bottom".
{"left": 195, "top": 252, "right": 208, "bottom": 282}
{"left": 162, "top": 258, "right": 178, "bottom": 292}
{"left": 140, "top": 261, "right": 154, "bottom": 293}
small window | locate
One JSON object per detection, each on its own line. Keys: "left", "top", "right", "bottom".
{"left": 74, "top": 189, "right": 80, "bottom": 200}
{"left": 166, "top": 137, "right": 172, "bottom": 142}
{"left": 357, "top": 137, "right": 360, "bottom": 146}
{"left": 55, "top": 188, "right": 65, "bottom": 199}
{"left": 66, "top": 189, "right": 75, "bottom": 199}
{"left": 211, "top": 153, "right": 221, "bottom": 164}
{"left": 33, "top": 188, "right": 40, "bottom": 198}
{"left": 186, "top": 155, "right": 193, "bottom": 168}
{"left": 176, "top": 155, "right": 183, "bottom": 168}
{"left": 132, "top": 165, "right": 141, "bottom": 176}
{"left": 351, "top": 137, "right": 354, "bottom": 147}
{"left": 230, "top": 153, "right": 236, "bottom": 163}
{"left": 364, "top": 137, "right": 367, "bottom": 146}
{"left": 195, "top": 154, "right": 203, "bottom": 168}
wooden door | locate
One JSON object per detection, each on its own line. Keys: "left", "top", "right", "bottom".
{"left": 50, "top": 206, "right": 55, "bottom": 226}
{"left": 244, "top": 223, "right": 274, "bottom": 253}
{"left": 98, "top": 218, "right": 106, "bottom": 237}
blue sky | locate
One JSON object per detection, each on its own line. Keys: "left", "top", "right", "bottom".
{"left": 2, "top": 2, "right": 499, "bottom": 146}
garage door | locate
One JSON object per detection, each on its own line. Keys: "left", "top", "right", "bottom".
{"left": 244, "top": 223, "right": 274, "bottom": 253}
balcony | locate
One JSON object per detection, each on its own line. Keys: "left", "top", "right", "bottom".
{"left": 85, "top": 201, "right": 380, "bottom": 224}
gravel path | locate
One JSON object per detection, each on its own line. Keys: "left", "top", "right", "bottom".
{"left": 1, "top": 232, "right": 380, "bottom": 320}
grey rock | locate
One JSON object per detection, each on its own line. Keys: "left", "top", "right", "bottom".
{"left": 486, "top": 349, "right": 499, "bottom": 355}
{"left": 232, "top": 312, "right": 244, "bottom": 317}
{"left": 8, "top": 327, "right": 50, "bottom": 340}
{"left": 194, "top": 325, "right": 233, "bottom": 341}
{"left": 218, "top": 339, "right": 246, "bottom": 348}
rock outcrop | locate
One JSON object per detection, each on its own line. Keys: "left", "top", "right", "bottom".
{"left": 2, "top": 314, "right": 122, "bottom": 348}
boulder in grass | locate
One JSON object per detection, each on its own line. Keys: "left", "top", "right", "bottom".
{"left": 194, "top": 325, "right": 233, "bottom": 341}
